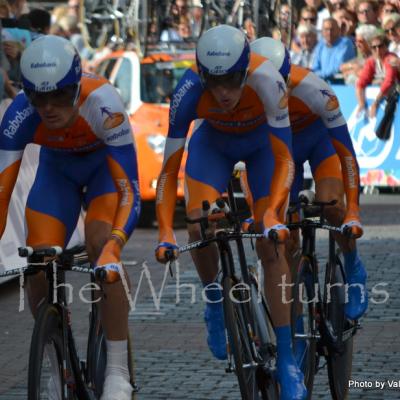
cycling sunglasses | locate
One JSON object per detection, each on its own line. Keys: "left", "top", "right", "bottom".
{"left": 202, "top": 70, "right": 248, "bottom": 90}
{"left": 24, "top": 84, "right": 80, "bottom": 108}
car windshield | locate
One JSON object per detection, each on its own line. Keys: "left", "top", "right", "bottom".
{"left": 141, "top": 59, "right": 194, "bottom": 104}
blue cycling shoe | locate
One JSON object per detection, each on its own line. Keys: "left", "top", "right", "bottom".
{"left": 345, "top": 258, "right": 368, "bottom": 320}
{"left": 276, "top": 354, "right": 308, "bottom": 400}
{"left": 204, "top": 303, "right": 227, "bottom": 360}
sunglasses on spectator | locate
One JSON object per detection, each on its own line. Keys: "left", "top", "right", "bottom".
{"left": 301, "top": 16, "right": 317, "bottom": 22}
{"left": 371, "top": 43, "right": 385, "bottom": 49}
{"left": 385, "top": 26, "right": 399, "bottom": 34}
{"left": 358, "top": 8, "right": 372, "bottom": 14}
{"left": 383, "top": 7, "right": 397, "bottom": 13}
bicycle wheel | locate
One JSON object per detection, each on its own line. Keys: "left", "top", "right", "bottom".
{"left": 248, "top": 278, "right": 280, "bottom": 399}
{"left": 28, "top": 304, "right": 67, "bottom": 400}
{"left": 223, "top": 275, "right": 258, "bottom": 400}
{"left": 291, "top": 258, "right": 317, "bottom": 399}
{"left": 80, "top": 0, "right": 120, "bottom": 51}
{"left": 324, "top": 256, "right": 354, "bottom": 400}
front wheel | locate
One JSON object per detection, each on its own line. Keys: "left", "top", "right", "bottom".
{"left": 28, "top": 304, "right": 67, "bottom": 400}
{"left": 291, "top": 258, "right": 318, "bottom": 399}
{"left": 324, "top": 256, "right": 354, "bottom": 400}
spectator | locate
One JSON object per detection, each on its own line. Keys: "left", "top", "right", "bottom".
{"left": 304, "top": 0, "right": 330, "bottom": 31}
{"left": 160, "top": 16, "right": 182, "bottom": 42}
{"left": 291, "top": 23, "right": 319, "bottom": 68}
{"left": 329, "top": 0, "right": 349, "bottom": 12}
{"left": 6, "top": 0, "right": 26, "bottom": 19}
{"left": 356, "top": 0, "right": 380, "bottom": 26}
{"left": 340, "top": 24, "right": 378, "bottom": 83}
{"left": 382, "top": 13, "right": 400, "bottom": 55}
{"left": 333, "top": 8, "right": 357, "bottom": 38}
{"left": 356, "top": 32, "right": 398, "bottom": 117}
{"left": 189, "top": 0, "right": 203, "bottom": 38}
{"left": 178, "top": 15, "right": 191, "bottom": 40}
{"left": 26, "top": 8, "right": 51, "bottom": 37}
{"left": 244, "top": 18, "right": 257, "bottom": 41}
{"left": 299, "top": 6, "right": 318, "bottom": 27}
{"left": 379, "top": 1, "right": 398, "bottom": 24}
{"left": 170, "top": 0, "right": 190, "bottom": 25}
{"left": 312, "top": 17, "right": 356, "bottom": 80}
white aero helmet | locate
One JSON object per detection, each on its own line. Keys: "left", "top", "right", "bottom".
{"left": 20, "top": 35, "right": 82, "bottom": 105}
{"left": 250, "top": 37, "right": 291, "bottom": 79}
{"left": 196, "top": 24, "right": 250, "bottom": 88}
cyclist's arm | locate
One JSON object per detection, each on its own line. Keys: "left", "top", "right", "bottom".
{"left": 248, "top": 62, "right": 294, "bottom": 220}
{"left": 310, "top": 78, "right": 360, "bottom": 215}
{"left": 156, "top": 69, "right": 200, "bottom": 244}
{"left": 0, "top": 94, "right": 38, "bottom": 238}
{"left": 90, "top": 84, "right": 140, "bottom": 244}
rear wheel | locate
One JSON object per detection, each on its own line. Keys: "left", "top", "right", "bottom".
{"left": 324, "top": 256, "right": 354, "bottom": 400}
{"left": 28, "top": 304, "right": 67, "bottom": 400}
{"left": 291, "top": 258, "right": 318, "bottom": 399}
{"left": 222, "top": 276, "right": 257, "bottom": 400}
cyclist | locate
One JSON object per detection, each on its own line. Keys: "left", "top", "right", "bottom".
{"left": 248, "top": 37, "right": 368, "bottom": 325}
{"left": 0, "top": 36, "right": 140, "bottom": 400}
{"left": 155, "top": 25, "right": 307, "bottom": 400}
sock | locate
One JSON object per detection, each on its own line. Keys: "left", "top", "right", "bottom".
{"left": 105, "top": 339, "right": 130, "bottom": 381}
{"left": 203, "top": 281, "right": 223, "bottom": 309}
{"left": 274, "top": 325, "right": 293, "bottom": 361}
{"left": 343, "top": 249, "right": 361, "bottom": 275}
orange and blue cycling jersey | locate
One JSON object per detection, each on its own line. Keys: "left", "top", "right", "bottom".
{"left": 0, "top": 73, "right": 140, "bottom": 247}
{"left": 156, "top": 53, "right": 294, "bottom": 244}
{"left": 286, "top": 64, "right": 360, "bottom": 217}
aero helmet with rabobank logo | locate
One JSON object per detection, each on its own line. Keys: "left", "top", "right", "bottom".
{"left": 196, "top": 25, "right": 250, "bottom": 89}
{"left": 250, "top": 37, "right": 291, "bottom": 81}
{"left": 20, "top": 35, "right": 82, "bottom": 105}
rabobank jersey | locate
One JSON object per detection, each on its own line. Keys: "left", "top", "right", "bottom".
{"left": 168, "top": 53, "right": 291, "bottom": 138}
{"left": 0, "top": 73, "right": 140, "bottom": 240}
{"left": 288, "top": 64, "right": 347, "bottom": 133}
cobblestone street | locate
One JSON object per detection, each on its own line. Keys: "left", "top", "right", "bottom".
{"left": 1, "top": 195, "right": 400, "bottom": 399}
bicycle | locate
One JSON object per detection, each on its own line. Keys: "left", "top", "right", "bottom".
{"left": 79, "top": 0, "right": 151, "bottom": 55}
{"left": 288, "top": 191, "right": 360, "bottom": 400}
{"left": 169, "top": 179, "right": 280, "bottom": 400}
{"left": 9, "top": 245, "right": 138, "bottom": 400}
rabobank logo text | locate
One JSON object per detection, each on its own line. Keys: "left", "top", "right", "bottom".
{"left": 106, "top": 127, "right": 130, "bottom": 142}
{"left": 207, "top": 51, "right": 231, "bottom": 56}
{"left": 31, "top": 62, "right": 57, "bottom": 69}
{"left": 3, "top": 106, "right": 34, "bottom": 139}
{"left": 170, "top": 79, "right": 195, "bottom": 126}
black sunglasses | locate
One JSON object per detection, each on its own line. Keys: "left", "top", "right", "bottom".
{"left": 385, "top": 26, "right": 399, "bottom": 34}
{"left": 24, "top": 84, "right": 80, "bottom": 108}
{"left": 371, "top": 43, "right": 385, "bottom": 49}
{"left": 302, "top": 16, "right": 317, "bottom": 22}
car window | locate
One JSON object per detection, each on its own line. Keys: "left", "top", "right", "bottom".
{"left": 141, "top": 60, "right": 193, "bottom": 104}
{"left": 114, "top": 58, "right": 132, "bottom": 109}
{"left": 95, "top": 58, "right": 118, "bottom": 80}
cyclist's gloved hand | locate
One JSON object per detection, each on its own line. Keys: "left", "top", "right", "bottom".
{"left": 95, "top": 238, "right": 123, "bottom": 283}
{"left": 263, "top": 209, "right": 289, "bottom": 242}
{"left": 341, "top": 209, "right": 363, "bottom": 238}
{"left": 241, "top": 217, "right": 255, "bottom": 233}
{"left": 155, "top": 242, "right": 179, "bottom": 264}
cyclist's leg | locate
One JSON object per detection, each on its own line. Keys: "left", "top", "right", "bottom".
{"left": 85, "top": 151, "right": 133, "bottom": 397}
{"left": 185, "top": 122, "right": 237, "bottom": 360}
{"left": 246, "top": 136, "right": 307, "bottom": 400}
{"left": 309, "top": 124, "right": 367, "bottom": 319}
{"left": 25, "top": 151, "right": 82, "bottom": 317}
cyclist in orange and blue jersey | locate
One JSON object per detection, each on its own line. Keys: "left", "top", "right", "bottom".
{"left": 155, "top": 25, "right": 307, "bottom": 400}
{"left": 249, "top": 37, "right": 368, "bottom": 331}
{"left": 0, "top": 36, "right": 139, "bottom": 400}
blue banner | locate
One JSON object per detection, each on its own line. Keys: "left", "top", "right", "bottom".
{"left": 332, "top": 85, "right": 400, "bottom": 187}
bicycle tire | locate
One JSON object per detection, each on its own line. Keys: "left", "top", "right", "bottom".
{"left": 28, "top": 304, "right": 67, "bottom": 400}
{"left": 79, "top": 0, "right": 120, "bottom": 51}
{"left": 324, "top": 256, "right": 354, "bottom": 400}
{"left": 248, "top": 279, "right": 280, "bottom": 400}
{"left": 291, "top": 258, "right": 317, "bottom": 400}
{"left": 222, "top": 275, "right": 257, "bottom": 400}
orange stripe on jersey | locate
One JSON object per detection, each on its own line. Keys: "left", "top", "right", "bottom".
{"left": 86, "top": 192, "right": 119, "bottom": 225}
{"left": 185, "top": 174, "right": 221, "bottom": 213}
{"left": 156, "top": 148, "right": 184, "bottom": 242}
{"left": 313, "top": 154, "right": 343, "bottom": 182}
{"left": 26, "top": 207, "right": 66, "bottom": 247}
{"left": 106, "top": 155, "right": 134, "bottom": 235}
{"left": 268, "top": 135, "right": 294, "bottom": 212}
{"left": 331, "top": 138, "right": 360, "bottom": 207}
{"left": 287, "top": 65, "right": 310, "bottom": 90}
{"left": 288, "top": 96, "right": 319, "bottom": 132}
{"left": 78, "top": 73, "right": 109, "bottom": 106}
{"left": 34, "top": 115, "right": 99, "bottom": 150}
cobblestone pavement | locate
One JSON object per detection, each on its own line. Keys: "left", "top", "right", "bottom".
{"left": 0, "top": 195, "right": 400, "bottom": 399}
